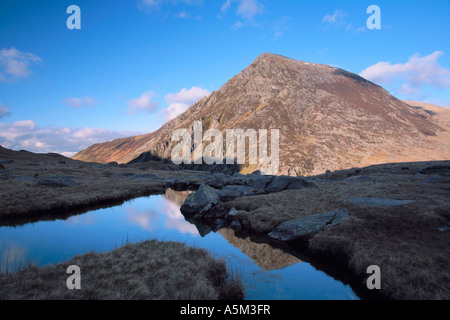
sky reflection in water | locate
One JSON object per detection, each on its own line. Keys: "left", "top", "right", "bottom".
{"left": 0, "top": 190, "right": 358, "bottom": 300}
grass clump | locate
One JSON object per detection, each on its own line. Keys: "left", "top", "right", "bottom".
{"left": 0, "top": 240, "right": 244, "bottom": 300}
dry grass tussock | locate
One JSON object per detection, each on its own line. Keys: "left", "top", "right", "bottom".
{"left": 0, "top": 240, "right": 244, "bottom": 300}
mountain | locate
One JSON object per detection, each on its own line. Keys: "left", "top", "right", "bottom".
{"left": 73, "top": 53, "right": 450, "bottom": 176}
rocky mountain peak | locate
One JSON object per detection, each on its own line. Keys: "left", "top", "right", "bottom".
{"left": 73, "top": 53, "right": 450, "bottom": 176}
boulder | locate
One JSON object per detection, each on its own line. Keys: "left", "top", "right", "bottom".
{"left": 180, "top": 184, "right": 220, "bottom": 217}
{"left": 250, "top": 175, "right": 274, "bottom": 190}
{"left": 268, "top": 209, "right": 350, "bottom": 242}
{"left": 218, "top": 185, "right": 262, "bottom": 201}
{"left": 230, "top": 220, "right": 242, "bottom": 231}
{"left": 265, "top": 176, "right": 292, "bottom": 193}
{"left": 164, "top": 178, "right": 191, "bottom": 191}
{"left": 286, "top": 178, "right": 315, "bottom": 190}
{"left": 265, "top": 176, "right": 315, "bottom": 193}
{"left": 207, "top": 174, "right": 229, "bottom": 189}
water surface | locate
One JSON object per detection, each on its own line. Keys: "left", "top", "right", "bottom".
{"left": 0, "top": 189, "right": 359, "bottom": 300}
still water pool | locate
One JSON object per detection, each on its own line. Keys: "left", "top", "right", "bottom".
{"left": 0, "top": 189, "right": 359, "bottom": 300}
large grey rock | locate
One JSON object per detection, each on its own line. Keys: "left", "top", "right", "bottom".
{"left": 218, "top": 185, "right": 263, "bottom": 201}
{"left": 347, "top": 198, "right": 415, "bottom": 208}
{"left": 164, "top": 178, "right": 190, "bottom": 190}
{"left": 250, "top": 175, "right": 274, "bottom": 190}
{"left": 265, "top": 176, "right": 315, "bottom": 193}
{"left": 180, "top": 184, "right": 220, "bottom": 216}
{"left": 268, "top": 209, "right": 350, "bottom": 242}
{"left": 265, "top": 176, "right": 292, "bottom": 193}
{"left": 286, "top": 178, "right": 315, "bottom": 190}
{"left": 230, "top": 220, "right": 242, "bottom": 231}
{"left": 207, "top": 174, "right": 229, "bottom": 189}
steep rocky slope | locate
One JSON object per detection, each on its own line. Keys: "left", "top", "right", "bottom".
{"left": 73, "top": 53, "right": 450, "bottom": 176}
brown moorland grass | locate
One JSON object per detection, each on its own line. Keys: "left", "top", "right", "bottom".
{"left": 1, "top": 146, "right": 449, "bottom": 300}
{"left": 0, "top": 153, "right": 206, "bottom": 224}
{"left": 224, "top": 161, "right": 450, "bottom": 300}
{"left": 0, "top": 240, "right": 244, "bottom": 300}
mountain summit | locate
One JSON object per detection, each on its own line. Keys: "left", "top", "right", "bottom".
{"left": 73, "top": 53, "right": 450, "bottom": 176}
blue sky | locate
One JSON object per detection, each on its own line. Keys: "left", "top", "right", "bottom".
{"left": 1, "top": 0, "right": 449, "bottom": 156}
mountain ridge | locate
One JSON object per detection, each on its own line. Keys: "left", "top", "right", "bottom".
{"left": 73, "top": 53, "right": 450, "bottom": 176}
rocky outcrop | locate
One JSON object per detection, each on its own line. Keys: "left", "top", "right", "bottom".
{"left": 265, "top": 176, "right": 315, "bottom": 193}
{"left": 180, "top": 184, "right": 221, "bottom": 217}
{"left": 268, "top": 209, "right": 351, "bottom": 242}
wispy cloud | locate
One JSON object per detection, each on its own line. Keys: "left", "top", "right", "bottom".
{"left": 0, "top": 102, "right": 11, "bottom": 119}
{"left": 127, "top": 91, "right": 159, "bottom": 115}
{"left": 162, "top": 87, "right": 210, "bottom": 121}
{"left": 0, "top": 120, "right": 138, "bottom": 156}
{"left": 273, "top": 16, "right": 289, "bottom": 41}
{"left": 0, "top": 47, "right": 42, "bottom": 83}
{"left": 322, "top": 10, "right": 365, "bottom": 33}
{"left": 126, "top": 207, "right": 159, "bottom": 232}
{"left": 322, "top": 9, "right": 347, "bottom": 27}
{"left": 221, "top": 0, "right": 265, "bottom": 28}
{"left": 360, "top": 51, "right": 450, "bottom": 99}
{"left": 138, "top": 0, "right": 203, "bottom": 13}
{"left": 64, "top": 96, "right": 98, "bottom": 109}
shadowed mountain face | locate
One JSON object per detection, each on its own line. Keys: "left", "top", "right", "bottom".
{"left": 73, "top": 53, "right": 450, "bottom": 176}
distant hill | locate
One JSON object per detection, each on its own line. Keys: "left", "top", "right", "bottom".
{"left": 73, "top": 53, "right": 450, "bottom": 176}
{"left": 0, "top": 145, "right": 72, "bottom": 162}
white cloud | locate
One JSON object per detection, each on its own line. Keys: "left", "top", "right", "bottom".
{"left": 138, "top": 0, "right": 202, "bottom": 12}
{"left": 0, "top": 47, "right": 42, "bottom": 82}
{"left": 221, "top": 0, "right": 264, "bottom": 28}
{"left": 126, "top": 207, "right": 159, "bottom": 232}
{"left": 273, "top": 16, "right": 289, "bottom": 41}
{"left": 220, "top": 0, "right": 232, "bottom": 13}
{"left": 0, "top": 120, "right": 138, "bottom": 156}
{"left": 165, "top": 86, "right": 210, "bottom": 104}
{"left": 360, "top": 51, "right": 450, "bottom": 99}
{"left": 127, "top": 91, "right": 159, "bottom": 115}
{"left": 0, "top": 102, "right": 11, "bottom": 119}
{"left": 64, "top": 96, "right": 98, "bottom": 108}
{"left": 236, "top": 0, "right": 264, "bottom": 21}
{"left": 322, "top": 9, "right": 347, "bottom": 26}
{"left": 163, "top": 200, "right": 199, "bottom": 235}
{"left": 162, "top": 87, "right": 210, "bottom": 120}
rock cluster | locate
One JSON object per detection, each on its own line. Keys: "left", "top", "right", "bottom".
{"left": 179, "top": 174, "right": 316, "bottom": 234}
